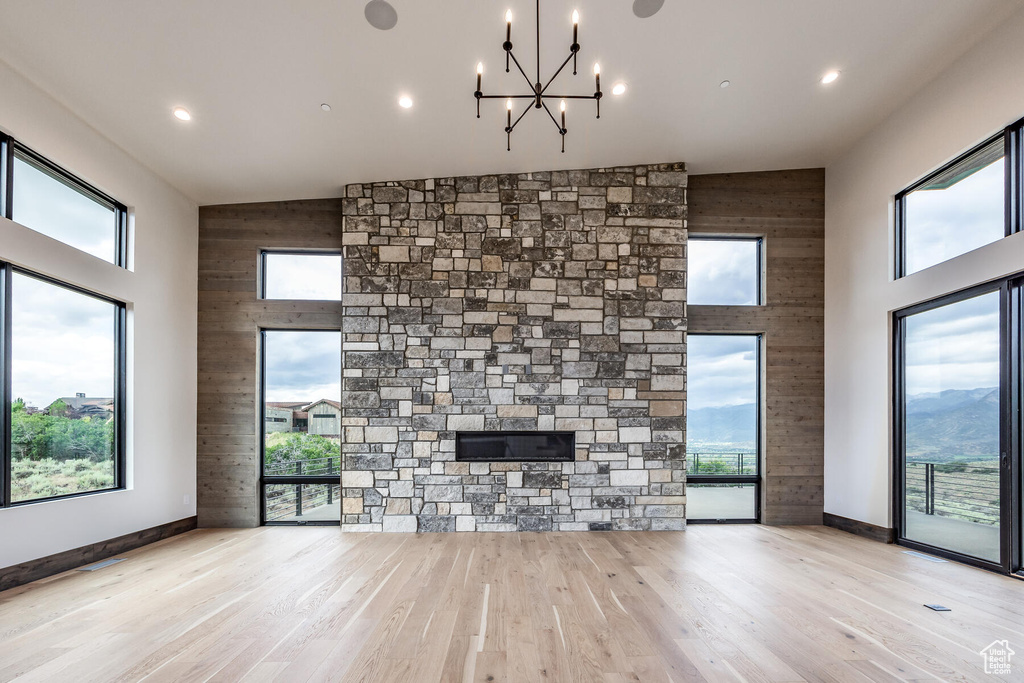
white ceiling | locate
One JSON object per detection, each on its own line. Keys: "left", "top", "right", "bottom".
{"left": 0, "top": 0, "right": 1020, "bottom": 206}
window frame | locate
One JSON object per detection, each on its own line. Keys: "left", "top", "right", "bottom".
{"left": 895, "top": 116, "right": 1024, "bottom": 279}
{"left": 686, "top": 235, "right": 764, "bottom": 307}
{"left": 258, "top": 249, "right": 343, "bottom": 301}
{"left": 892, "top": 277, "right": 1019, "bottom": 575}
{"left": 0, "top": 263, "right": 127, "bottom": 508}
{"left": 685, "top": 332, "right": 763, "bottom": 524}
{"left": 2, "top": 133, "right": 129, "bottom": 268}
{"left": 259, "top": 328, "right": 341, "bottom": 526}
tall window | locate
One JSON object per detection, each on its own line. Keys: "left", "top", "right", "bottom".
{"left": 1, "top": 269, "right": 125, "bottom": 505}
{"left": 261, "top": 251, "right": 342, "bottom": 300}
{"left": 687, "top": 237, "right": 761, "bottom": 306}
{"left": 686, "top": 334, "right": 761, "bottom": 522}
{"left": 261, "top": 330, "right": 341, "bottom": 524}
{"left": 1, "top": 133, "right": 127, "bottom": 508}
{"left": 893, "top": 115, "right": 1024, "bottom": 576}
{"left": 4, "top": 138, "right": 127, "bottom": 266}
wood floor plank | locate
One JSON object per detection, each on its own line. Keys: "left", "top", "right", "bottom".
{"left": 1, "top": 526, "right": 1021, "bottom": 683}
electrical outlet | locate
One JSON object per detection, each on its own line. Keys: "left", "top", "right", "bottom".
{"left": 183, "top": 493, "right": 191, "bottom": 505}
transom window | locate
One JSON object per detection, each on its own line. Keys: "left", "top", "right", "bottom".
{"left": 896, "top": 116, "right": 1024, "bottom": 277}
{"left": 687, "top": 237, "right": 762, "bottom": 306}
{"left": 260, "top": 251, "right": 342, "bottom": 301}
{"left": 3, "top": 136, "right": 127, "bottom": 266}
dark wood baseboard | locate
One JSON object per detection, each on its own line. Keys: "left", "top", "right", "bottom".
{"left": 823, "top": 512, "right": 895, "bottom": 544}
{"left": 0, "top": 516, "right": 197, "bottom": 592}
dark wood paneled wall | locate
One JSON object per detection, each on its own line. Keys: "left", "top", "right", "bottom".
{"left": 197, "top": 200, "right": 343, "bottom": 527}
{"left": 687, "top": 169, "right": 824, "bottom": 525}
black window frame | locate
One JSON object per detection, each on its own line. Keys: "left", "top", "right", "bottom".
{"left": 258, "top": 249, "right": 343, "bottom": 301}
{"left": 893, "top": 276, "right": 1022, "bottom": 576}
{"left": 0, "top": 263, "right": 127, "bottom": 508}
{"left": 1, "top": 132, "right": 129, "bottom": 268}
{"left": 686, "top": 235, "right": 764, "bottom": 306}
{"left": 895, "top": 116, "right": 1024, "bottom": 279}
{"left": 259, "top": 328, "right": 341, "bottom": 526}
{"left": 685, "top": 332, "right": 763, "bottom": 524}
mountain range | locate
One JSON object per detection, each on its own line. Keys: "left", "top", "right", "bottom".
{"left": 686, "top": 388, "right": 1000, "bottom": 463}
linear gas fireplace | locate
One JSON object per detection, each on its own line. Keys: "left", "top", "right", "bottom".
{"left": 456, "top": 432, "right": 575, "bottom": 463}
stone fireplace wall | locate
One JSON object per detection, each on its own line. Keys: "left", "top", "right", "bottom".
{"left": 340, "top": 164, "right": 687, "bottom": 532}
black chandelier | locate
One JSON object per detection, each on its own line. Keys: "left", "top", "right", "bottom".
{"left": 473, "top": 1, "right": 602, "bottom": 153}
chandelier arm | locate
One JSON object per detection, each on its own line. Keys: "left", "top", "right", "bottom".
{"left": 540, "top": 52, "right": 576, "bottom": 96}
{"left": 540, "top": 101, "right": 564, "bottom": 133}
{"left": 507, "top": 51, "right": 536, "bottom": 92}
{"left": 479, "top": 95, "right": 536, "bottom": 99}
{"left": 508, "top": 103, "right": 532, "bottom": 134}
{"left": 542, "top": 95, "right": 600, "bottom": 100}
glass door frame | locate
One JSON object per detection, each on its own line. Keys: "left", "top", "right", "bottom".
{"left": 259, "top": 327, "right": 342, "bottom": 526}
{"left": 893, "top": 278, "right": 1021, "bottom": 574}
{"left": 685, "top": 332, "right": 763, "bottom": 524}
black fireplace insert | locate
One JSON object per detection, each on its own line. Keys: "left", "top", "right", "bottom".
{"left": 455, "top": 431, "right": 575, "bottom": 462}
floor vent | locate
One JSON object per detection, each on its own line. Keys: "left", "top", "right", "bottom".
{"left": 924, "top": 604, "right": 951, "bottom": 611}
{"left": 902, "top": 551, "right": 947, "bottom": 563}
{"left": 77, "top": 558, "right": 125, "bottom": 572}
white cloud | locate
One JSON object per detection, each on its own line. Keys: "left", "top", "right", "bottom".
{"left": 905, "top": 291, "right": 999, "bottom": 395}
{"left": 905, "top": 160, "right": 1003, "bottom": 274}
{"left": 11, "top": 273, "right": 115, "bottom": 409}
{"left": 687, "top": 334, "right": 758, "bottom": 409}
{"left": 264, "top": 330, "right": 341, "bottom": 403}
{"left": 264, "top": 254, "right": 342, "bottom": 300}
{"left": 12, "top": 155, "right": 116, "bottom": 262}
{"left": 688, "top": 239, "right": 758, "bottom": 305}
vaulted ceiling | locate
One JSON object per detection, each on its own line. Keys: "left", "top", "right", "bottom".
{"left": 0, "top": 0, "right": 1020, "bottom": 204}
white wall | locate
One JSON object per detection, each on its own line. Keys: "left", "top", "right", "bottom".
{"left": 0, "top": 60, "right": 198, "bottom": 567}
{"left": 825, "top": 7, "right": 1024, "bottom": 527}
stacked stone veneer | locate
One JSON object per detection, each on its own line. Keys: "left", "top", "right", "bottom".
{"left": 341, "top": 163, "right": 687, "bottom": 532}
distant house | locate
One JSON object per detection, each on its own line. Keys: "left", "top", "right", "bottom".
{"left": 303, "top": 399, "right": 341, "bottom": 437}
{"left": 50, "top": 393, "right": 113, "bottom": 419}
{"left": 265, "top": 401, "right": 306, "bottom": 433}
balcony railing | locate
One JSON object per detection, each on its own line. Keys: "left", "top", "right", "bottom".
{"left": 265, "top": 483, "right": 339, "bottom": 522}
{"left": 264, "top": 456, "right": 341, "bottom": 522}
{"left": 264, "top": 456, "right": 340, "bottom": 478}
{"left": 905, "top": 461, "right": 999, "bottom": 525}
{"left": 687, "top": 452, "right": 757, "bottom": 476}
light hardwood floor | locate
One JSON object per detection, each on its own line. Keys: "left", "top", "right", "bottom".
{"left": 0, "top": 526, "right": 1021, "bottom": 682}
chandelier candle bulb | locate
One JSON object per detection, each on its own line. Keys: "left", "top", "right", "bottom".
{"left": 472, "top": 0, "right": 608, "bottom": 150}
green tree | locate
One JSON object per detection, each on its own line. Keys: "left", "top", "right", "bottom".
{"left": 264, "top": 432, "right": 339, "bottom": 476}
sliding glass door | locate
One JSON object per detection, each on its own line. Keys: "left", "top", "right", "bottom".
{"left": 895, "top": 280, "right": 1024, "bottom": 573}
{"left": 897, "top": 289, "right": 1001, "bottom": 564}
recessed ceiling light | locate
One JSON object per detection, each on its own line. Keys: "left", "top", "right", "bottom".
{"left": 398, "top": 95, "right": 413, "bottom": 109}
{"left": 632, "top": 0, "right": 665, "bottom": 18}
{"left": 612, "top": 83, "right": 627, "bottom": 96}
{"left": 364, "top": 0, "right": 398, "bottom": 30}
{"left": 320, "top": 103, "right": 332, "bottom": 112}
{"left": 720, "top": 80, "right": 731, "bottom": 89}
{"left": 821, "top": 70, "right": 841, "bottom": 85}
{"left": 172, "top": 107, "right": 191, "bottom": 121}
